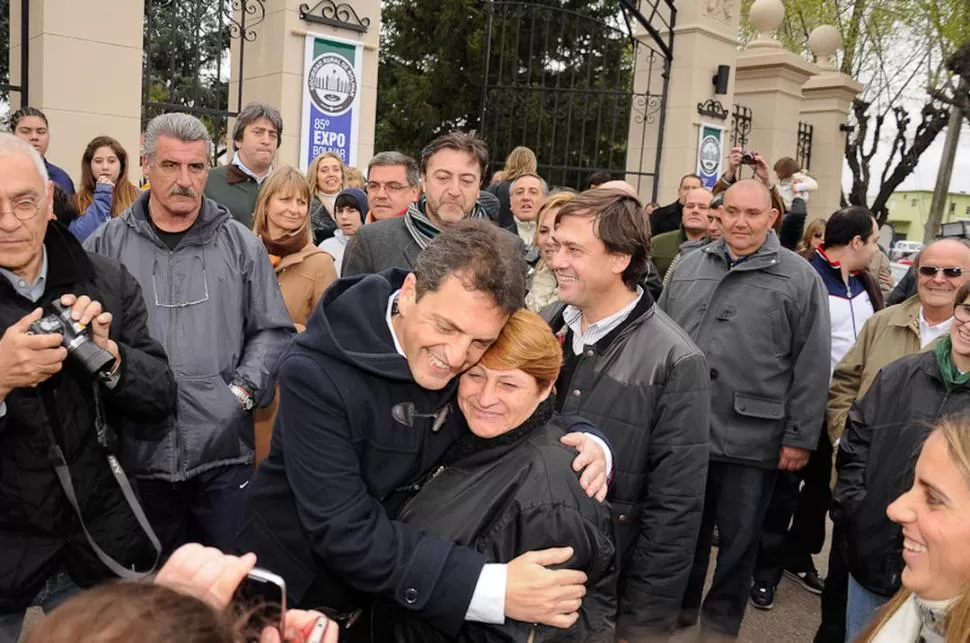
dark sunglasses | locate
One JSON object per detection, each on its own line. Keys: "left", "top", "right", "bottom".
{"left": 918, "top": 266, "right": 964, "bottom": 278}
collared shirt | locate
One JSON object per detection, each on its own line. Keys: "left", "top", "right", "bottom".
{"left": 385, "top": 291, "right": 406, "bottom": 357}
{"left": 919, "top": 307, "right": 953, "bottom": 349}
{"left": 0, "top": 247, "right": 48, "bottom": 303}
{"left": 513, "top": 217, "right": 537, "bottom": 247}
{"left": 562, "top": 287, "right": 644, "bottom": 356}
{"left": 231, "top": 153, "right": 272, "bottom": 186}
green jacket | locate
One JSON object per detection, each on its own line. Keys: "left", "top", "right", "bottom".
{"left": 204, "top": 164, "right": 261, "bottom": 228}
{"left": 651, "top": 228, "right": 687, "bottom": 280}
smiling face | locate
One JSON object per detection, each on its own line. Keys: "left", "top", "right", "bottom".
{"left": 459, "top": 364, "right": 551, "bottom": 438}
{"left": 510, "top": 176, "right": 545, "bottom": 223}
{"left": 393, "top": 273, "right": 509, "bottom": 390}
{"left": 0, "top": 148, "right": 53, "bottom": 280}
{"left": 422, "top": 148, "right": 481, "bottom": 226}
{"left": 317, "top": 156, "right": 344, "bottom": 195}
{"left": 549, "top": 212, "right": 630, "bottom": 310}
{"left": 265, "top": 183, "right": 309, "bottom": 238}
{"left": 887, "top": 431, "right": 970, "bottom": 600}
{"left": 917, "top": 240, "right": 970, "bottom": 315}
{"left": 90, "top": 145, "right": 122, "bottom": 184}
{"left": 536, "top": 205, "right": 560, "bottom": 265}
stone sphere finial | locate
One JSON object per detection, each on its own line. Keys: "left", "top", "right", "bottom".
{"left": 748, "top": 0, "right": 785, "bottom": 49}
{"left": 809, "top": 25, "right": 842, "bottom": 71}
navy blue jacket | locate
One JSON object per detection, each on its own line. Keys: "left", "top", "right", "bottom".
{"left": 236, "top": 270, "right": 485, "bottom": 635}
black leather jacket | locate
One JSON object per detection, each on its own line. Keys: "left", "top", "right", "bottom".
{"left": 834, "top": 350, "right": 970, "bottom": 596}
{"left": 544, "top": 294, "right": 710, "bottom": 639}
{"left": 380, "top": 406, "right": 617, "bottom": 642}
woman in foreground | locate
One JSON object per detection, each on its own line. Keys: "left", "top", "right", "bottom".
{"left": 856, "top": 414, "right": 970, "bottom": 642}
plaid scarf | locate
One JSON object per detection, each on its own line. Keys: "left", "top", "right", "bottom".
{"left": 402, "top": 197, "right": 488, "bottom": 250}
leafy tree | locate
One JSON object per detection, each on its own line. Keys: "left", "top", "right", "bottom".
{"left": 740, "top": 0, "right": 970, "bottom": 224}
{"left": 142, "top": 0, "right": 232, "bottom": 160}
{"left": 377, "top": 0, "right": 654, "bottom": 189}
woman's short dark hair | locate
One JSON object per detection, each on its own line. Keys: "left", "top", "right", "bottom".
{"left": 414, "top": 219, "right": 526, "bottom": 314}
{"left": 554, "top": 188, "right": 649, "bottom": 289}
{"left": 824, "top": 206, "right": 875, "bottom": 248}
{"left": 10, "top": 106, "right": 48, "bottom": 131}
{"left": 420, "top": 132, "right": 489, "bottom": 176}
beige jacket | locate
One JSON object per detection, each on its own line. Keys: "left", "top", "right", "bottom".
{"left": 525, "top": 261, "right": 559, "bottom": 313}
{"left": 254, "top": 244, "right": 337, "bottom": 464}
{"left": 827, "top": 295, "right": 925, "bottom": 441}
{"left": 867, "top": 250, "right": 894, "bottom": 301}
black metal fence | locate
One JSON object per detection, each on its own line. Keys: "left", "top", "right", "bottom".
{"left": 797, "top": 121, "right": 813, "bottom": 171}
{"left": 478, "top": 0, "right": 675, "bottom": 197}
{"left": 731, "top": 104, "right": 752, "bottom": 149}
{"left": 0, "top": 0, "right": 29, "bottom": 108}
{"left": 142, "top": 0, "right": 265, "bottom": 164}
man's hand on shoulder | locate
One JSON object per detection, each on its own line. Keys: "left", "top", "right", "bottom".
{"left": 561, "top": 432, "right": 609, "bottom": 502}
{"left": 505, "top": 547, "right": 587, "bottom": 628}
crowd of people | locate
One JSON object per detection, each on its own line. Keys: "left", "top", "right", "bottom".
{"left": 2, "top": 100, "right": 970, "bottom": 643}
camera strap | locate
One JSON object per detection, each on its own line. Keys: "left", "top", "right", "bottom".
{"left": 39, "top": 385, "right": 162, "bottom": 581}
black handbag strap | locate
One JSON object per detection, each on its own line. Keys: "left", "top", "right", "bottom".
{"left": 39, "top": 385, "right": 161, "bottom": 581}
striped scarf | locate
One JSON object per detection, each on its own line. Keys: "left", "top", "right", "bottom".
{"left": 402, "top": 197, "right": 488, "bottom": 250}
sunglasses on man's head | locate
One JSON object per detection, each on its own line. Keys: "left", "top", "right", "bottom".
{"left": 918, "top": 266, "right": 964, "bottom": 278}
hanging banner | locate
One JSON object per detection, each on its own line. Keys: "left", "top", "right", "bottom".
{"left": 696, "top": 124, "right": 724, "bottom": 190}
{"left": 300, "top": 33, "right": 363, "bottom": 171}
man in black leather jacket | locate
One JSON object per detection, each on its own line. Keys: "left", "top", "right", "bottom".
{"left": 543, "top": 188, "right": 711, "bottom": 640}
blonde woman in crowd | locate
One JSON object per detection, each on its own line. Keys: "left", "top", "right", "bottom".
{"left": 306, "top": 151, "right": 346, "bottom": 244}
{"left": 855, "top": 414, "right": 970, "bottom": 642}
{"left": 525, "top": 191, "right": 574, "bottom": 313}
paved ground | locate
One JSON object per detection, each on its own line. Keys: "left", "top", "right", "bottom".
{"left": 673, "top": 523, "right": 831, "bottom": 643}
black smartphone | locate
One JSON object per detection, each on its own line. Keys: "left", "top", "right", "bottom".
{"left": 233, "top": 567, "right": 287, "bottom": 638}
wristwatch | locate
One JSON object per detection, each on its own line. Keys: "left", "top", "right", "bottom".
{"left": 229, "top": 383, "right": 254, "bottom": 411}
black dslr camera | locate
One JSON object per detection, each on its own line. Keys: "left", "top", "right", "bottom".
{"left": 30, "top": 301, "right": 116, "bottom": 379}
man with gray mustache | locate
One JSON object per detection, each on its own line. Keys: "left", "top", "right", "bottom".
{"left": 84, "top": 113, "right": 294, "bottom": 554}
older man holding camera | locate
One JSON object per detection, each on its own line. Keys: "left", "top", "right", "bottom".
{"left": 0, "top": 133, "right": 177, "bottom": 640}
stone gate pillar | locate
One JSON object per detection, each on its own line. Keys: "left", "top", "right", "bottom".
{"left": 627, "top": 0, "right": 740, "bottom": 205}
{"left": 733, "top": 1, "right": 817, "bottom": 177}
{"left": 8, "top": 0, "right": 144, "bottom": 184}
{"left": 230, "top": 0, "right": 380, "bottom": 171}
{"left": 799, "top": 26, "right": 862, "bottom": 221}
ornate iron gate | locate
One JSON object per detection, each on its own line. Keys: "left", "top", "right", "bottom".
{"left": 0, "top": 0, "right": 30, "bottom": 107}
{"left": 478, "top": 0, "right": 675, "bottom": 198}
{"left": 142, "top": 0, "right": 265, "bottom": 164}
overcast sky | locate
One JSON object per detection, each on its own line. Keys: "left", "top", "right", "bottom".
{"left": 846, "top": 124, "right": 970, "bottom": 196}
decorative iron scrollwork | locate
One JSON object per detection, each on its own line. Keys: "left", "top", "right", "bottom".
{"left": 731, "top": 104, "right": 753, "bottom": 148}
{"left": 797, "top": 121, "right": 814, "bottom": 171}
{"left": 226, "top": 0, "right": 267, "bottom": 42}
{"left": 299, "top": 1, "right": 370, "bottom": 33}
{"left": 697, "top": 98, "right": 728, "bottom": 121}
{"left": 632, "top": 94, "right": 664, "bottom": 125}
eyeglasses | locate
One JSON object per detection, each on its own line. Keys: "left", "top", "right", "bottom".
{"left": 918, "top": 266, "right": 964, "bottom": 278}
{"left": 366, "top": 181, "right": 410, "bottom": 194}
{"left": 151, "top": 249, "right": 210, "bottom": 308}
{"left": 0, "top": 197, "right": 42, "bottom": 221}
{"left": 955, "top": 304, "right": 970, "bottom": 323}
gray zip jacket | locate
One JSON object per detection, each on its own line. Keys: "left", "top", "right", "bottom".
{"left": 658, "top": 232, "right": 831, "bottom": 467}
{"left": 85, "top": 191, "right": 294, "bottom": 480}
